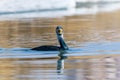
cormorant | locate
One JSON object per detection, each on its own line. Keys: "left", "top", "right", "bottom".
{"left": 31, "top": 26, "right": 69, "bottom": 51}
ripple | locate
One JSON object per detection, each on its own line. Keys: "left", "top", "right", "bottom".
{"left": 0, "top": 42, "right": 120, "bottom": 59}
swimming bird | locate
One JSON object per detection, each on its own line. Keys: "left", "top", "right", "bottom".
{"left": 31, "top": 26, "right": 69, "bottom": 51}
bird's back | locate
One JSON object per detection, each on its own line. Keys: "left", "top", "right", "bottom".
{"left": 31, "top": 45, "right": 60, "bottom": 51}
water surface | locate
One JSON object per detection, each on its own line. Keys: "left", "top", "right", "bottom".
{"left": 0, "top": 4, "right": 120, "bottom": 80}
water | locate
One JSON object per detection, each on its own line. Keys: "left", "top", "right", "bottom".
{"left": 0, "top": 1, "right": 120, "bottom": 80}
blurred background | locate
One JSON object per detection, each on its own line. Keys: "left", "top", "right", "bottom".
{"left": 0, "top": 0, "right": 120, "bottom": 19}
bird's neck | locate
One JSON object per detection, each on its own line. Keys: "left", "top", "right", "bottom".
{"left": 58, "top": 35, "right": 69, "bottom": 50}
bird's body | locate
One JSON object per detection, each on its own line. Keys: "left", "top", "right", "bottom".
{"left": 31, "top": 26, "right": 69, "bottom": 51}
{"left": 31, "top": 45, "right": 60, "bottom": 51}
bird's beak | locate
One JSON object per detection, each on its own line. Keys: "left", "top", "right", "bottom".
{"left": 58, "top": 29, "right": 63, "bottom": 34}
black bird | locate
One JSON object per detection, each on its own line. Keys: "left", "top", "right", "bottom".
{"left": 31, "top": 26, "right": 69, "bottom": 51}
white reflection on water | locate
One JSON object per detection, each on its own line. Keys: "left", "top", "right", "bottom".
{"left": 0, "top": 1, "right": 120, "bottom": 19}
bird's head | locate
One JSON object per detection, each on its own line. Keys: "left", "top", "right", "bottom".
{"left": 56, "top": 26, "right": 63, "bottom": 36}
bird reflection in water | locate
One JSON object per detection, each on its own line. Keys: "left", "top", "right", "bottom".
{"left": 57, "top": 50, "right": 67, "bottom": 74}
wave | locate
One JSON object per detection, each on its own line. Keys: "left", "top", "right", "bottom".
{"left": 0, "top": 1, "right": 120, "bottom": 19}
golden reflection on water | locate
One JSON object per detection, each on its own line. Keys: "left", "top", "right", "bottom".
{"left": 0, "top": 55, "right": 120, "bottom": 80}
{"left": 0, "top": 10, "right": 120, "bottom": 48}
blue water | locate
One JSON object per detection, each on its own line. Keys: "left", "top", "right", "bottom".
{"left": 0, "top": 42, "right": 120, "bottom": 59}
